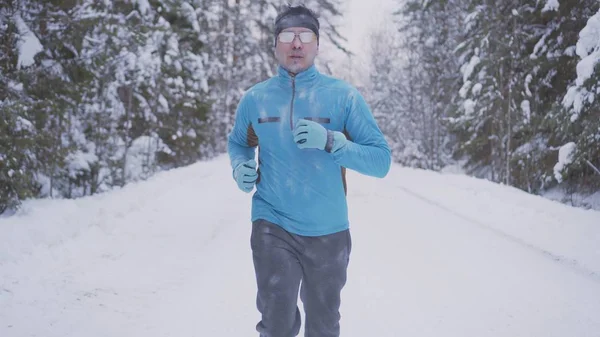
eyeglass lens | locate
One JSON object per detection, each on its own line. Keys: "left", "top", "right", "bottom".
{"left": 278, "top": 32, "right": 314, "bottom": 43}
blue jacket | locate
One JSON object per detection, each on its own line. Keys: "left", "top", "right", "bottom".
{"left": 227, "top": 65, "right": 391, "bottom": 236}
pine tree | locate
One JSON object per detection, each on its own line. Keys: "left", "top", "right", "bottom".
{"left": 0, "top": 0, "right": 61, "bottom": 212}
{"left": 0, "top": 0, "right": 351, "bottom": 213}
{"left": 505, "top": 0, "right": 595, "bottom": 193}
{"left": 151, "top": 0, "right": 213, "bottom": 167}
{"left": 559, "top": 3, "right": 600, "bottom": 195}
{"left": 452, "top": 0, "right": 541, "bottom": 187}
{"left": 366, "top": 27, "right": 407, "bottom": 163}
{"left": 22, "top": 0, "right": 101, "bottom": 198}
{"left": 383, "top": 0, "right": 463, "bottom": 169}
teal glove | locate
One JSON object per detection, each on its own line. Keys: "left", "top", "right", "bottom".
{"left": 233, "top": 159, "right": 258, "bottom": 193}
{"left": 293, "top": 119, "right": 348, "bottom": 153}
{"left": 293, "top": 119, "right": 327, "bottom": 150}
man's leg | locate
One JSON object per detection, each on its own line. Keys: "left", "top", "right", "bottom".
{"left": 299, "top": 229, "right": 352, "bottom": 337}
{"left": 251, "top": 219, "right": 303, "bottom": 337}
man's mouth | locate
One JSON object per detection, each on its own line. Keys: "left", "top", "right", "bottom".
{"left": 290, "top": 55, "right": 304, "bottom": 59}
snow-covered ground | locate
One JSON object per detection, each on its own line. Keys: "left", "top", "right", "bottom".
{"left": 1, "top": 154, "right": 599, "bottom": 337}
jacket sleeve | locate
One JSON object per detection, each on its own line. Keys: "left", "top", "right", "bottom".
{"left": 227, "top": 92, "right": 256, "bottom": 174}
{"left": 330, "top": 88, "right": 391, "bottom": 178}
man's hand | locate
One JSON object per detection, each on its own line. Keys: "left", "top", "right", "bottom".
{"left": 234, "top": 159, "right": 258, "bottom": 193}
{"left": 293, "top": 119, "right": 328, "bottom": 150}
{"left": 293, "top": 119, "right": 348, "bottom": 153}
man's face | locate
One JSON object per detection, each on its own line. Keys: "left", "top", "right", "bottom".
{"left": 275, "top": 27, "right": 318, "bottom": 74}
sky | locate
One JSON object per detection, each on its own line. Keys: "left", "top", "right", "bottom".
{"left": 317, "top": 0, "right": 399, "bottom": 85}
{"left": 344, "top": 0, "right": 398, "bottom": 54}
{"left": 1, "top": 153, "right": 599, "bottom": 336}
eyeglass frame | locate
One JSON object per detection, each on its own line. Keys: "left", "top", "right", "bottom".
{"left": 277, "top": 31, "right": 316, "bottom": 44}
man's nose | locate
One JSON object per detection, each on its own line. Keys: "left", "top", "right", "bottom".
{"left": 292, "top": 36, "right": 303, "bottom": 49}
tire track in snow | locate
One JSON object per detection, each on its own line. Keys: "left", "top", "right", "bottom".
{"left": 395, "top": 184, "right": 600, "bottom": 284}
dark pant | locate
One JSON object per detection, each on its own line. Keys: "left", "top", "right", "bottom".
{"left": 250, "top": 219, "right": 352, "bottom": 337}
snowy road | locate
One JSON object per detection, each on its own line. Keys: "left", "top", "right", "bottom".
{"left": 1, "top": 155, "right": 599, "bottom": 337}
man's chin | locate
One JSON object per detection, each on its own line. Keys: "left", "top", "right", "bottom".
{"left": 285, "top": 62, "right": 308, "bottom": 74}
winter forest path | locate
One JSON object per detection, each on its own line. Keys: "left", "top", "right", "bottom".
{"left": 1, "top": 155, "right": 599, "bottom": 337}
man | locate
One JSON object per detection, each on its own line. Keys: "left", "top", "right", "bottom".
{"left": 227, "top": 5, "right": 391, "bottom": 337}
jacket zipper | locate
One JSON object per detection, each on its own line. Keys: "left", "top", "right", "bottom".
{"left": 290, "top": 74, "right": 296, "bottom": 129}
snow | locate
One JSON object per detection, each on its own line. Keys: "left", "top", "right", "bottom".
{"left": 521, "top": 99, "right": 531, "bottom": 123}
{"left": 464, "top": 11, "right": 480, "bottom": 33}
{"left": 459, "top": 80, "right": 471, "bottom": 98}
{"left": 134, "top": 0, "right": 150, "bottom": 15}
{"left": 66, "top": 150, "right": 99, "bottom": 178}
{"left": 181, "top": 2, "right": 200, "bottom": 33}
{"left": 14, "top": 14, "right": 43, "bottom": 69}
{"left": 543, "top": 186, "right": 600, "bottom": 211}
{"left": 575, "top": 10, "right": 600, "bottom": 86}
{"left": 563, "top": 86, "right": 584, "bottom": 118}
{"left": 158, "top": 94, "right": 169, "bottom": 111}
{"left": 461, "top": 54, "right": 480, "bottom": 82}
{"left": 124, "top": 134, "right": 173, "bottom": 182}
{"left": 8, "top": 81, "right": 23, "bottom": 92}
{"left": 563, "top": 9, "right": 600, "bottom": 118}
{"left": 553, "top": 142, "right": 576, "bottom": 183}
{"left": 532, "top": 30, "right": 550, "bottom": 58}
{"left": 424, "top": 36, "right": 435, "bottom": 48}
{"left": 565, "top": 45, "right": 576, "bottom": 57}
{"left": 542, "top": 0, "right": 559, "bottom": 12}
{"left": 1, "top": 155, "right": 599, "bottom": 336}
{"left": 463, "top": 99, "right": 476, "bottom": 115}
{"left": 524, "top": 74, "right": 533, "bottom": 97}
{"left": 14, "top": 116, "right": 34, "bottom": 132}
{"left": 471, "top": 82, "right": 482, "bottom": 96}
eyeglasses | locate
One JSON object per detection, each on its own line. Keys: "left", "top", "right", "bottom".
{"left": 278, "top": 31, "right": 316, "bottom": 44}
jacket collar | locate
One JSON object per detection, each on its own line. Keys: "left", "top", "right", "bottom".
{"left": 277, "top": 64, "right": 319, "bottom": 87}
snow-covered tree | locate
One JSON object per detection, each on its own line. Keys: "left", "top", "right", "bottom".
{"left": 559, "top": 4, "right": 600, "bottom": 192}
{"left": 374, "top": 0, "right": 463, "bottom": 169}
{"left": 390, "top": 0, "right": 599, "bottom": 202}
{"left": 0, "top": 0, "right": 350, "bottom": 213}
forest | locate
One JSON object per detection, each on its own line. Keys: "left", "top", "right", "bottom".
{"left": 1, "top": 0, "right": 599, "bottom": 213}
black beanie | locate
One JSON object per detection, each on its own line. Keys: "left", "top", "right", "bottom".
{"left": 274, "top": 6, "right": 320, "bottom": 44}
